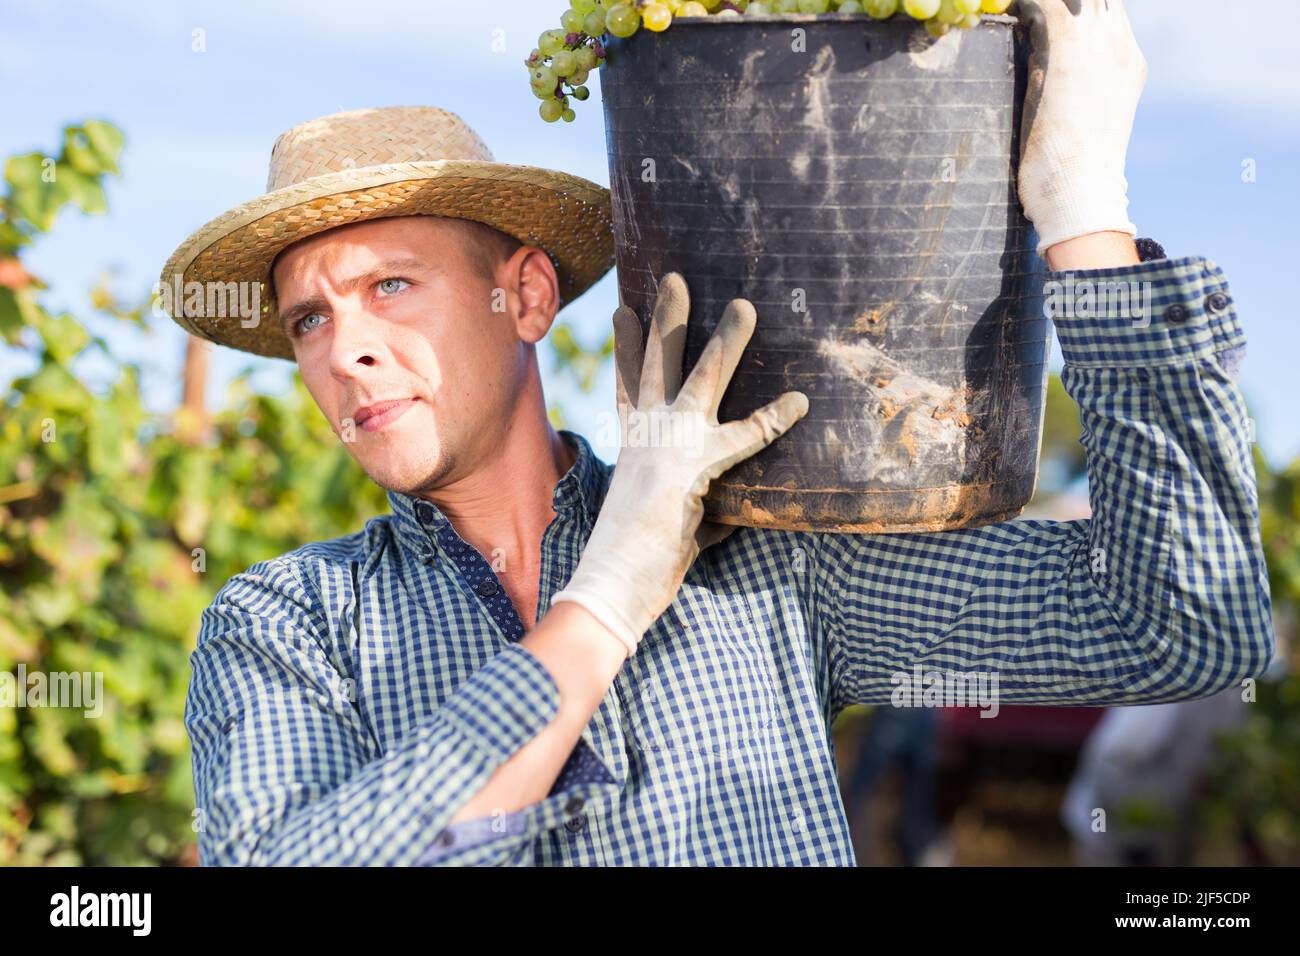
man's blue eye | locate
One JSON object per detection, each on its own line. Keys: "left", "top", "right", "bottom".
{"left": 378, "top": 278, "right": 409, "bottom": 295}
{"left": 297, "top": 313, "right": 325, "bottom": 335}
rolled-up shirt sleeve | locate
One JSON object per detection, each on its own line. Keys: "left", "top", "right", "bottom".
{"left": 186, "top": 558, "right": 618, "bottom": 866}
{"left": 811, "top": 255, "right": 1275, "bottom": 708}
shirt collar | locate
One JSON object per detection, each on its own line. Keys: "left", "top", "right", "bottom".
{"left": 551, "top": 429, "right": 609, "bottom": 529}
{"left": 386, "top": 429, "right": 609, "bottom": 561}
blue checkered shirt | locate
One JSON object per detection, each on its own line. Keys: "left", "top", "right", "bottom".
{"left": 185, "top": 255, "right": 1274, "bottom": 865}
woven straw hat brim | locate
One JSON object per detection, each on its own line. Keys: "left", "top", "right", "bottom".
{"left": 160, "top": 160, "right": 614, "bottom": 360}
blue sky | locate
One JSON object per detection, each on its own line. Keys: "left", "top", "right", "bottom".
{"left": 3, "top": 0, "right": 1297, "bottom": 464}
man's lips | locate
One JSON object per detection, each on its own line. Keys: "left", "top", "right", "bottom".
{"left": 351, "top": 398, "right": 417, "bottom": 433}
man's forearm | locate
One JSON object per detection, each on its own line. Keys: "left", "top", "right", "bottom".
{"left": 448, "top": 601, "right": 626, "bottom": 823}
{"left": 1045, "top": 231, "right": 1140, "bottom": 272}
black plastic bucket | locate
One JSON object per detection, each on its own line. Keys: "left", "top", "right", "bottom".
{"left": 601, "top": 13, "right": 1049, "bottom": 533}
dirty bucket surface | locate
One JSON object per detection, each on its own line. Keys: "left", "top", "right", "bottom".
{"left": 602, "top": 15, "right": 1049, "bottom": 533}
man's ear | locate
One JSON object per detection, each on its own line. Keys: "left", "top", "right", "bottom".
{"left": 508, "top": 246, "right": 561, "bottom": 345}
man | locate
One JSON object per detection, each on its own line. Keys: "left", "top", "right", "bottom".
{"left": 169, "top": 0, "right": 1273, "bottom": 865}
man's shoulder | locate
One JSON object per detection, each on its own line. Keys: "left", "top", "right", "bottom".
{"left": 699, "top": 524, "right": 817, "bottom": 579}
{"left": 204, "top": 514, "right": 400, "bottom": 618}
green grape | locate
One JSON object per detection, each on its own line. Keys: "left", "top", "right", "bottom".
{"left": 937, "top": 0, "right": 964, "bottom": 24}
{"left": 538, "top": 29, "right": 565, "bottom": 56}
{"left": 530, "top": 65, "right": 558, "bottom": 90}
{"left": 529, "top": 0, "right": 1007, "bottom": 124}
{"left": 606, "top": 3, "right": 641, "bottom": 36}
{"left": 552, "top": 50, "right": 578, "bottom": 75}
{"left": 643, "top": 2, "right": 673, "bottom": 30}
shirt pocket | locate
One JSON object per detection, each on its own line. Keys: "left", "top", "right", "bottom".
{"left": 617, "top": 571, "right": 777, "bottom": 755}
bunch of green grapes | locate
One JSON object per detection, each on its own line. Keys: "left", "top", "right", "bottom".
{"left": 528, "top": 0, "right": 1014, "bottom": 122}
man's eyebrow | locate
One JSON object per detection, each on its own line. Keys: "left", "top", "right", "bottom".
{"left": 278, "top": 257, "right": 430, "bottom": 332}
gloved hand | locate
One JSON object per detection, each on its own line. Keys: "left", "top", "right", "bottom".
{"left": 1014, "top": 0, "right": 1148, "bottom": 256}
{"left": 549, "top": 273, "right": 809, "bottom": 658}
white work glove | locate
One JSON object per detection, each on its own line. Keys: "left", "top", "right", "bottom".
{"left": 1014, "top": 0, "right": 1148, "bottom": 256}
{"left": 549, "top": 273, "right": 809, "bottom": 658}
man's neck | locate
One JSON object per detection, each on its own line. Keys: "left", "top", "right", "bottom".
{"left": 417, "top": 402, "right": 578, "bottom": 625}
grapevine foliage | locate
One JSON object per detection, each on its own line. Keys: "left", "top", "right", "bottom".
{"left": 0, "top": 122, "right": 607, "bottom": 864}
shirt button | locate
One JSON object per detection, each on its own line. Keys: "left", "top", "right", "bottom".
{"left": 564, "top": 797, "right": 585, "bottom": 815}
{"left": 221, "top": 716, "right": 238, "bottom": 734}
{"left": 476, "top": 579, "right": 500, "bottom": 599}
{"left": 415, "top": 503, "right": 435, "bottom": 524}
{"left": 1206, "top": 292, "right": 1229, "bottom": 314}
{"left": 565, "top": 814, "right": 587, "bottom": 834}
{"left": 1164, "top": 303, "right": 1189, "bottom": 324}
{"left": 435, "top": 830, "right": 454, "bottom": 848}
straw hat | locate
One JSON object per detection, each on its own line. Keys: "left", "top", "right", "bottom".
{"left": 159, "top": 105, "right": 615, "bottom": 360}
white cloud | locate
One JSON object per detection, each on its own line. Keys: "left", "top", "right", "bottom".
{"left": 1126, "top": 0, "right": 1300, "bottom": 127}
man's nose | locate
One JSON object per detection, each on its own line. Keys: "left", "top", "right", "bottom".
{"left": 328, "top": 308, "right": 384, "bottom": 381}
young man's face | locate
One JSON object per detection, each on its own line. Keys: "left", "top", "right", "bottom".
{"left": 271, "top": 215, "right": 548, "bottom": 495}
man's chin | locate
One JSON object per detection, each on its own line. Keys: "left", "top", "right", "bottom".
{"left": 355, "top": 449, "right": 453, "bottom": 498}
{"left": 341, "top": 409, "right": 448, "bottom": 494}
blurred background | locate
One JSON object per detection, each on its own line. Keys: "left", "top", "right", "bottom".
{"left": 0, "top": 0, "right": 1296, "bottom": 865}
